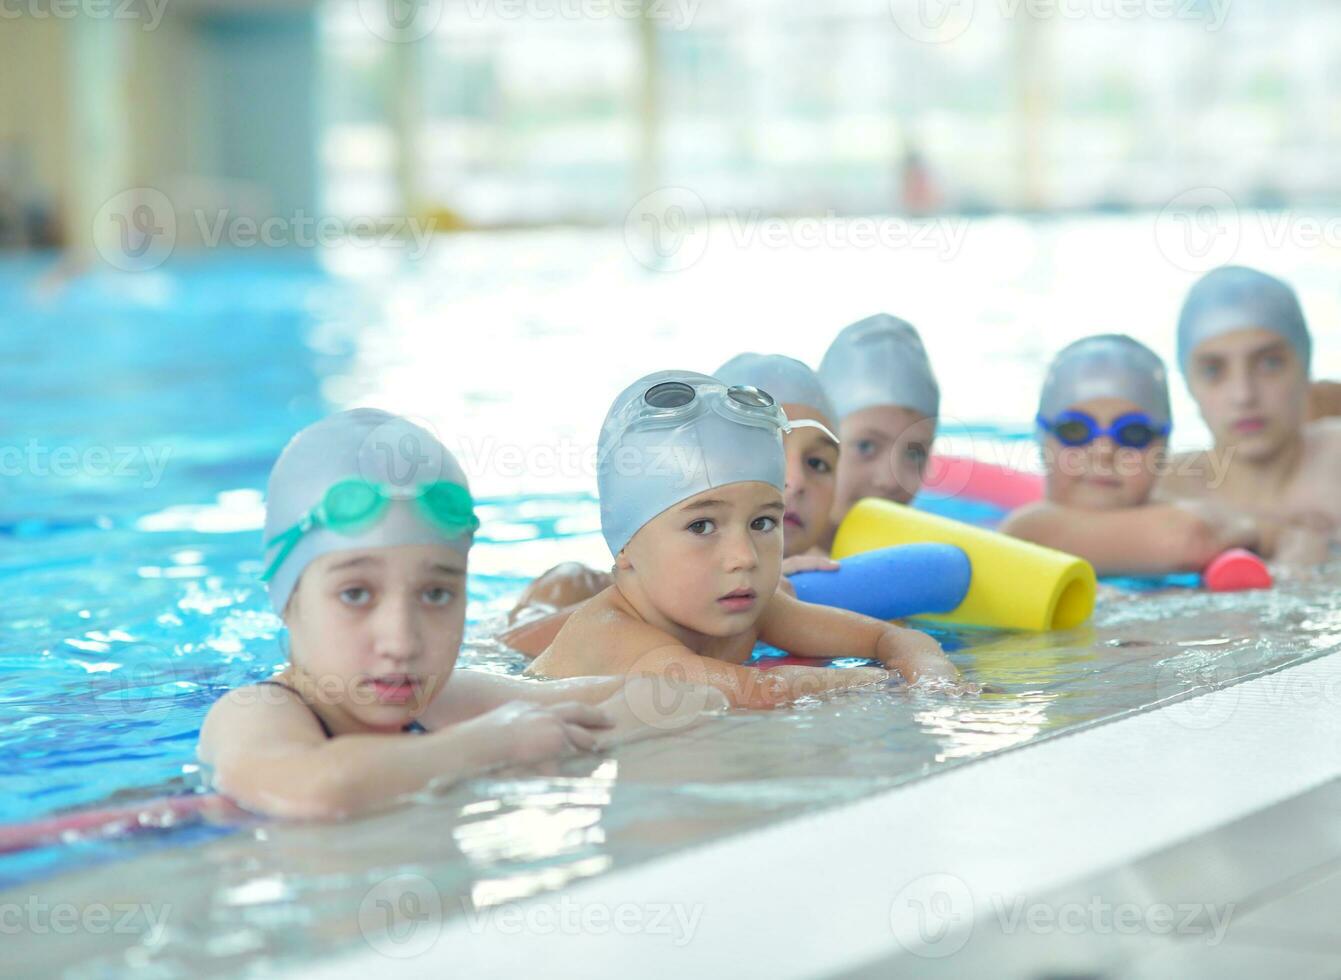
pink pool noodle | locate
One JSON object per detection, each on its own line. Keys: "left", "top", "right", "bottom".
{"left": 923, "top": 455, "right": 1044, "bottom": 510}
{"left": 0, "top": 794, "right": 237, "bottom": 855}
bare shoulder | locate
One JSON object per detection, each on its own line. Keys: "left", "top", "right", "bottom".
{"left": 527, "top": 587, "right": 664, "bottom": 678}
{"left": 197, "top": 684, "right": 323, "bottom": 764}
{"left": 998, "top": 501, "right": 1058, "bottom": 537}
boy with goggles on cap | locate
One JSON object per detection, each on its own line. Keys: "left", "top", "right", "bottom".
{"left": 199, "top": 409, "right": 724, "bottom": 819}
{"left": 1155, "top": 266, "right": 1341, "bottom": 557}
{"left": 1001, "top": 335, "right": 1287, "bottom": 575}
{"left": 502, "top": 353, "right": 845, "bottom": 655}
{"left": 527, "top": 371, "right": 962, "bottom": 708}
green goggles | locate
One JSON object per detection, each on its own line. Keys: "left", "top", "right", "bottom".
{"left": 260, "top": 478, "right": 479, "bottom": 582}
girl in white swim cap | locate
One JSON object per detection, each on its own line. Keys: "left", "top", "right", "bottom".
{"left": 818, "top": 314, "right": 940, "bottom": 550}
{"left": 198, "top": 409, "right": 721, "bottom": 818}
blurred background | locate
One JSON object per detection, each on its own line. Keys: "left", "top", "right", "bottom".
{"left": 3, "top": 0, "right": 1341, "bottom": 249}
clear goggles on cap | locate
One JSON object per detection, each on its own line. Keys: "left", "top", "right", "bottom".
{"left": 606, "top": 380, "right": 838, "bottom": 449}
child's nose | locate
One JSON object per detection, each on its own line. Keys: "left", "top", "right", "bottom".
{"left": 373, "top": 595, "right": 423, "bottom": 661}
{"left": 723, "top": 529, "right": 759, "bottom": 572}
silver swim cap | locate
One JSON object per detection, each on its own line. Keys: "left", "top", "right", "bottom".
{"left": 818, "top": 313, "right": 939, "bottom": 420}
{"left": 597, "top": 370, "right": 787, "bottom": 557}
{"left": 263, "top": 408, "right": 476, "bottom": 615}
{"left": 715, "top": 352, "right": 837, "bottom": 427}
{"left": 1038, "top": 334, "right": 1171, "bottom": 427}
{"left": 1177, "top": 266, "right": 1311, "bottom": 375}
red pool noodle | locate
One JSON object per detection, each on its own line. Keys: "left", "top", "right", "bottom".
{"left": 0, "top": 793, "right": 237, "bottom": 855}
{"left": 923, "top": 455, "right": 1044, "bottom": 510}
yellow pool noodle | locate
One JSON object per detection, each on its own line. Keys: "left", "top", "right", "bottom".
{"left": 832, "top": 498, "right": 1096, "bottom": 631}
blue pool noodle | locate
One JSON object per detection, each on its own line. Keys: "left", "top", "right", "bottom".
{"left": 789, "top": 543, "right": 972, "bottom": 620}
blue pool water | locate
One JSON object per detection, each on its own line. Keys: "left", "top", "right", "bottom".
{"left": 3, "top": 223, "right": 1339, "bottom": 910}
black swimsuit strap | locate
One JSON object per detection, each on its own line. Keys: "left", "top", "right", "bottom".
{"left": 255, "top": 680, "right": 429, "bottom": 737}
{"left": 255, "top": 680, "right": 334, "bottom": 738}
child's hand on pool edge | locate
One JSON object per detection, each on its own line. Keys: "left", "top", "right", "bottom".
{"left": 591, "top": 675, "right": 730, "bottom": 748}
{"left": 460, "top": 700, "right": 615, "bottom": 765}
{"left": 874, "top": 624, "right": 968, "bottom": 690}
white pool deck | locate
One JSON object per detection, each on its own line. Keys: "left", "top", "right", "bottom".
{"left": 304, "top": 649, "right": 1341, "bottom": 980}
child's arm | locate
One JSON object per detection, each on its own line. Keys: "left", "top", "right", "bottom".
{"left": 423, "top": 670, "right": 729, "bottom": 734}
{"left": 1000, "top": 501, "right": 1258, "bottom": 576}
{"left": 609, "top": 639, "right": 889, "bottom": 710}
{"left": 757, "top": 591, "right": 960, "bottom": 685}
{"left": 497, "top": 607, "right": 577, "bottom": 658}
{"left": 197, "top": 687, "right": 611, "bottom": 820}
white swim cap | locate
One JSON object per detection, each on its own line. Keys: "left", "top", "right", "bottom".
{"left": 263, "top": 408, "right": 476, "bottom": 615}
{"left": 596, "top": 370, "right": 787, "bottom": 557}
{"left": 818, "top": 313, "right": 939, "bottom": 420}
{"left": 1177, "top": 266, "right": 1311, "bottom": 376}
{"left": 715, "top": 352, "right": 837, "bottom": 427}
{"left": 1039, "top": 334, "right": 1171, "bottom": 427}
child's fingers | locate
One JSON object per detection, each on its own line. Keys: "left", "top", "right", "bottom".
{"left": 561, "top": 722, "right": 600, "bottom": 753}
{"left": 548, "top": 701, "right": 614, "bottom": 729}
{"left": 782, "top": 555, "right": 841, "bottom": 576}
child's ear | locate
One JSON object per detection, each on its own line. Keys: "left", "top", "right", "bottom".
{"left": 614, "top": 549, "right": 634, "bottom": 572}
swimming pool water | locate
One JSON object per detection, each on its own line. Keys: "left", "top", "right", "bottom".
{"left": 3, "top": 221, "right": 1340, "bottom": 927}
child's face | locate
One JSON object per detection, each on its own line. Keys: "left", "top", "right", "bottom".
{"left": 833, "top": 405, "right": 936, "bottom": 514}
{"left": 781, "top": 402, "right": 839, "bottom": 557}
{"left": 620, "top": 481, "right": 784, "bottom": 637}
{"left": 1044, "top": 397, "right": 1164, "bottom": 510}
{"left": 1186, "top": 327, "right": 1309, "bottom": 463}
{"left": 285, "top": 544, "right": 467, "bottom": 731}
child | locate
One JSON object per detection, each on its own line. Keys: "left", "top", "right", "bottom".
{"left": 526, "top": 370, "right": 961, "bottom": 708}
{"left": 502, "top": 353, "right": 843, "bottom": 654}
{"left": 715, "top": 353, "right": 841, "bottom": 573}
{"left": 198, "top": 409, "right": 723, "bottom": 819}
{"left": 1000, "top": 335, "right": 1267, "bottom": 575}
{"left": 817, "top": 314, "right": 939, "bottom": 551}
{"left": 1156, "top": 266, "right": 1341, "bottom": 548}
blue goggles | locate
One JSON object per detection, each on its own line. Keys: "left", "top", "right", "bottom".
{"left": 1036, "top": 411, "right": 1170, "bottom": 449}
